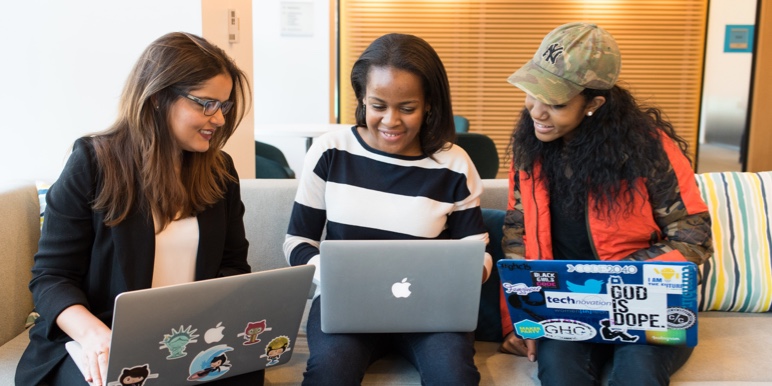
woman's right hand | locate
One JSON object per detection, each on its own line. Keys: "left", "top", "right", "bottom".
{"left": 56, "top": 305, "right": 112, "bottom": 385}
{"left": 499, "top": 331, "right": 538, "bottom": 362}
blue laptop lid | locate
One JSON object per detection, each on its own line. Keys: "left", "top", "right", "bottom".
{"left": 497, "top": 259, "right": 699, "bottom": 347}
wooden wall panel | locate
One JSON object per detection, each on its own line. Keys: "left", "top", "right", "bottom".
{"left": 339, "top": 0, "right": 708, "bottom": 176}
{"left": 747, "top": 0, "right": 772, "bottom": 172}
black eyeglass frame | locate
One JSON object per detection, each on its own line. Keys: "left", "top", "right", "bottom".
{"left": 173, "top": 88, "right": 234, "bottom": 116}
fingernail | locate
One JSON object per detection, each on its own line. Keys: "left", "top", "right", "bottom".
{"left": 529, "top": 354, "right": 535, "bottom": 362}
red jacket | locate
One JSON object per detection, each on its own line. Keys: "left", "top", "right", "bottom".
{"left": 499, "top": 135, "right": 713, "bottom": 335}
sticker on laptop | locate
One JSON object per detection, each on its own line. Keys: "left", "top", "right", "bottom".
{"left": 498, "top": 261, "right": 533, "bottom": 271}
{"left": 502, "top": 282, "right": 542, "bottom": 296}
{"left": 567, "top": 263, "right": 638, "bottom": 274}
{"left": 598, "top": 318, "right": 640, "bottom": 343}
{"left": 666, "top": 307, "right": 697, "bottom": 329}
{"left": 566, "top": 278, "right": 604, "bottom": 294}
{"left": 187, "top": 345, "right": 234, "bottom": 381}
{"left": 531, "top": 271, "right": 559, "bottom": 289}
{"left": 541, "top": 319, "right": 597, "bottom": 341}
{"left": 513, "top": 319, "right": 545, "bottom": 339}
{"left": 237, "top": 319, "right": 273, "bottom": 345}
{"left": 608, "top": 276, "right": 668, "bottom": 331}
{"left": 107, "top": 364, "right": 159, "bottom": 386}
{"left": 643, "top": 265, "right": 686, "bottom": 294}
{"left": 159, "top": 325, "right": 199, "bottom": 359}
{"left": 261, "top": 335, "right": 291, "bottom": 366}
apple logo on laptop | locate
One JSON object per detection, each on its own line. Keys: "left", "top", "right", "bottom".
{"left": 392, "top": 278, "right": 412, "bottom": 298}
{"left": 204, "top": 322, "right": 225, "bottom": 344}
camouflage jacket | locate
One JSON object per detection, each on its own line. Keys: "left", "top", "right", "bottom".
{"left": 502, "top": 136, "right": 713, "bottom": 265}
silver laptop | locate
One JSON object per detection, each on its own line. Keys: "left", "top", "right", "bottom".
{"left": 319, "top": 239, "right": 485, "bottom": 334}
{"left": 66, "top": 265, "right": 314, "bottom": 386}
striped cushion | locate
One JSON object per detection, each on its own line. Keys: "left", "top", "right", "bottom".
{"left": 695, "top": 172, "right": 772, "bottom": 312}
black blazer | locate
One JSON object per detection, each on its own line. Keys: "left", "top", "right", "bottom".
{"left": 16, "top": 138, "right": 250, "bottom": 385}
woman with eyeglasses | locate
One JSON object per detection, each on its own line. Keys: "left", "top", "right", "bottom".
{"left": 15, "top": 32, "right": 261, "bottom": 386}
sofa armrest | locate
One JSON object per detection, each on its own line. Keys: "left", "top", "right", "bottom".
{"left": 0, "top": 181, "right": 39, "bottom": 346}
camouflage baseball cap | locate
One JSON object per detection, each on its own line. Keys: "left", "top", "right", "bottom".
{"left": 507, "top": 22, "right": 621, "bottom": 105}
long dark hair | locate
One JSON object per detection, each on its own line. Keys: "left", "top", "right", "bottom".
{"left": 510, "top": 84, "right": 689, "bottom": 217}
{"left": 91, "top": 32, "right": 251, "bottom": 230}
{"left": 351, "top": 33, "right": 455, "bottom": 155}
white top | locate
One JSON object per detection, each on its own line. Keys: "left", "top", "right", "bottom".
{"left": 152, "top": 216, "right": 198, "bottom": 288}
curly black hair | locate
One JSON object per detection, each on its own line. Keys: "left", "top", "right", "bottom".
{"left": 510, "top": 84, "right": 690, "bottom": 219}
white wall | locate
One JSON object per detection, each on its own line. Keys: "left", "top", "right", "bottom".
{"left": 699, "top": 0, "right": 757, "bottom": 146}
{"left": 252, "top": 0, "right": 332, "bottom": 178}
{"left": 0, "top": 1, "right": 202, "bottom": 183}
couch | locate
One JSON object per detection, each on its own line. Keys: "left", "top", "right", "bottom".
{"left": 1, "top": 174, "right": 771, "bottom": 385}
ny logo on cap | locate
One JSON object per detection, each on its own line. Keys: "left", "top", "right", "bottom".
{"left": 542, "top": 43, "right": 564, "bottom": 64}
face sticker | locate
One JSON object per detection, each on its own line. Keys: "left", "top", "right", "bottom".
{"left": 187, "top": 344, "right": 234, "bottom": 382}
{"left": 237, "top": 319, "right": 273, "bottom": 345}
{"left": 261, "top": 336, "right": 291, "bottom": 366}
{"left": 598, "top": 318, "right": 639, "bottom": 343}
{"left": 159, "top": 325, "right": 199, "bottom": 359}
{"left": 106, "top": 364, "right": 159, "bottom": 386}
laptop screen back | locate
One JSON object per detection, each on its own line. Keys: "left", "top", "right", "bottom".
{"left": 497, "top": 259, "right": 699, "bottom": 347}
{"left": 320, "top": 239, "right": 485, "bottom": 333}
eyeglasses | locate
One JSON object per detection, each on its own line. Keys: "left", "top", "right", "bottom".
{"left": 174, "top": 89, "right": 233, "bottom": 116}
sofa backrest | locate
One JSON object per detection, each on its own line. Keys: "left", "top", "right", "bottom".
{"left": 240, "top": 178, "right": 509, "bottom": 273}
{"left": 0, "top": 181, "right": 39, "bottom": 346}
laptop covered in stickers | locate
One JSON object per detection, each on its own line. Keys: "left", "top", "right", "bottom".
{"left": 497, "top": 259, "right": 699, "bottom": 347}
{"left": 319, "top": 239, "right": 485, "bottom": 333}
{"left": 66, "top": 265, "right": 315, "bottom": 386}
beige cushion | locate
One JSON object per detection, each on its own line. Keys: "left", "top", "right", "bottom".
{"left": 0, "top": 331, "right": 29, "bottom": 385}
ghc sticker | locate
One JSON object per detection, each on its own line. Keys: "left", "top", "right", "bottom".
{"left": 540, "top": 319, "right": 597, "bottom": 341}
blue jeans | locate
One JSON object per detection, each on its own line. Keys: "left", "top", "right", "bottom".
{"left": 537, "top": 339, "right": 693, "bottom": 386}
{"left": 303, "top": 296, "right": 480, "bottom": 386}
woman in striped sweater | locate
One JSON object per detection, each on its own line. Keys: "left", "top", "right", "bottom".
{"left": 283, "top": 33, "right": 492, "bottom": 386}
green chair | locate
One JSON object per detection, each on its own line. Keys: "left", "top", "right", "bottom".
{"left": 255, "top": 141, "right": 296, "bottom": 179}
{"left": 454, "top": 115, "right": 470, "bottom": 133}
{"left": 455, "top": 132, "right": 500, "bottom": 179}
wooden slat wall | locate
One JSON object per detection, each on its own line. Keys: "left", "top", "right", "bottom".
{"left": 338, "top": 0, "right": 708, "bottom": 176}
{"left": 746, "top": 0, "right": 772, "bottom": 172}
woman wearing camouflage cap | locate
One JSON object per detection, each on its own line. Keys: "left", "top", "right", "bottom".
{"left": 499, "top": 22, "right": 713, "bottom": 385}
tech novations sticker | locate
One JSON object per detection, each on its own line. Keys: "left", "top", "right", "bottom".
{"left": 540, "top": 319, "right": 597, "bottom": 341}
{"left": 667, "top": 307, "right": 697, "bottom": 329}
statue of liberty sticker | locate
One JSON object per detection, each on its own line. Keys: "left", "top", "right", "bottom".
{"left": 159, "top": 325, "right": 199, "bottom": 359}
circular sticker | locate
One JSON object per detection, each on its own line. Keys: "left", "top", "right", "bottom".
{"left": 541, "top": 319, "right": 597, "bottom": 341}
{"left": 667, "top": 307, "right": 696, "bottom": 329}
